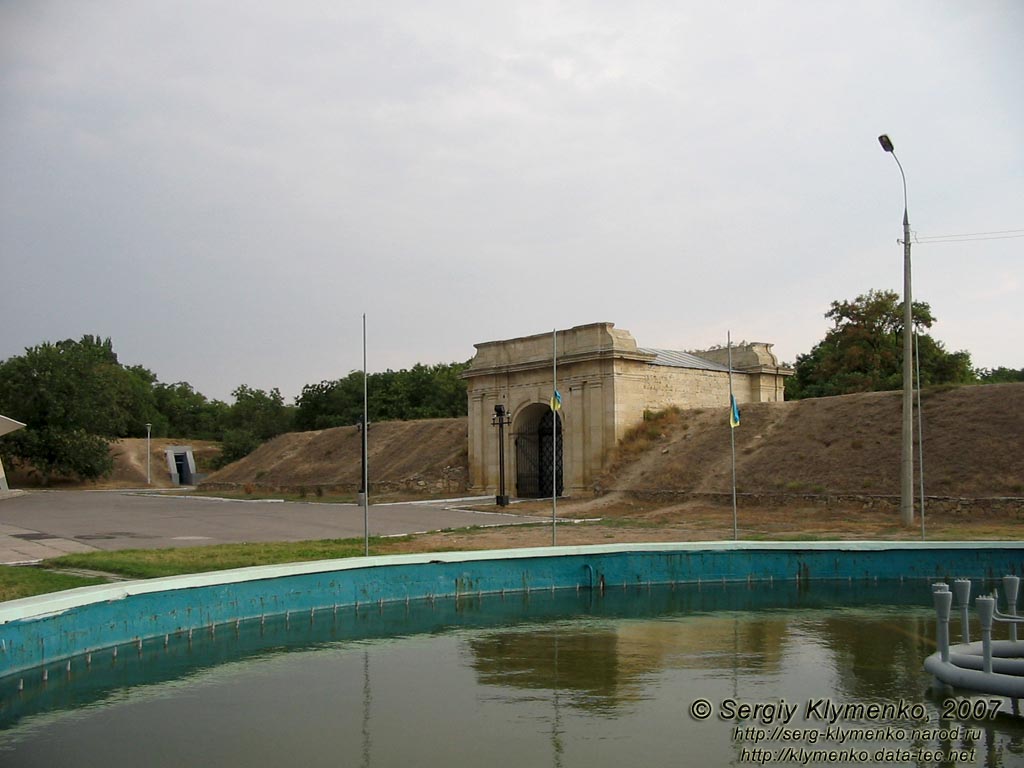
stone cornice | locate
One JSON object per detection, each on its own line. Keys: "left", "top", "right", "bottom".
{"left": 463, "top": 322, "right": 656, "bottom": 379}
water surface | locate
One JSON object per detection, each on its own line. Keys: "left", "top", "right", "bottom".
{"left": 2, "top": 580, "right": 1022, "bottom": 767}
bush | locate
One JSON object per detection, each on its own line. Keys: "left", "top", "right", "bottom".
{"left": 1, "top": 428, "right": 112, "bottom": 484}
{"left": 215, "top": 429, "right": 261, "bottom": 468}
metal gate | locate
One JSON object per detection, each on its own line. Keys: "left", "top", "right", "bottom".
{"left": 515, "top": 432, "right": 540, "bottom": 497}
{"left": 514, "top": 411, "right": 562, "bottom": 498}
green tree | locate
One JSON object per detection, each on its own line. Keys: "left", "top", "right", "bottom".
{"left": 211, "top": 385, "right": 294, "bottom": 467}
{"left": 216, "top": 428, "right": 263, "bottom": 467}
{"left": 2, "top": 428, "right": 113, "bottom": 482}
{"left": 786, "top": 290, "right": 976, "bottom": 399}
{"left": 0, "top": 336, "right": 159, "bottom": 481}
{"left": 977, "top": 366, "right": 1024, "bottom": 383}
{"left": 227, "top": 385, "right": 293, "bottom": 441}
{"left": 294, "top": 361, "right": 468, "bottom": 430}
{"left": 152, "top": 381, "right": 229, "bottom": 439}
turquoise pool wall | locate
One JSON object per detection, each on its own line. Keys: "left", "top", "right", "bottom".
{"left": 2, "top": 541, "right": 1021, "bottom": 679}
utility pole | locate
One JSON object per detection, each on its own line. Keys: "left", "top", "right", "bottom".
{"left": 879, "top": 134, "right": 915, "bottom": 527}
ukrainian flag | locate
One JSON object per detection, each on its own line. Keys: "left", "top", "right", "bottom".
{"left": 730, "top": 395, "right": 740, "bottom": 428}
{"left": 550, "top": 389, "right": 562, "bottom": 411}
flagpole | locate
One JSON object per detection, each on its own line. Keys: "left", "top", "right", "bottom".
{"left": 728, "top": 331, "right": 738, "bottom": 541}
{"left": 362, "top": 313, "right": 369, "bottom": 557}
{"left": 552, "top": 328, "right": 557, "bottom": 546}
{"left": 915, "top": 328, "right": 926, "bottom": 541}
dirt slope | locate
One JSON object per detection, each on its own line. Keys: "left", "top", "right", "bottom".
{"left": 7, "top": 438, "right": 222, "bottom": 489}
{"left": 200, "top": 418, "right": 468, "bottom": 495}
{"left": 13, "top": 384, "right": 1017, "bottom": 502}
{"left": 598, "top": 383, "right": 1024, "bottom": 499}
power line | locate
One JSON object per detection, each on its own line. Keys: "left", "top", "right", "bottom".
{"left": 912, "top": 228, "right": 1024, "bottom": 244}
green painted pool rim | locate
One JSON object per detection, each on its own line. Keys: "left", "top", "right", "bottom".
{"left": 2, "top": 540, "right": 1022, "bottom": 680}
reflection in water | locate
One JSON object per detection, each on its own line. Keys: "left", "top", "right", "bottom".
{"left": 361, "top": 650, "right": 370, "bottom": 768}
{"left": 467, "top": 615, "right": 792, "bottom": 713}
{"left": 822, "top": 611, "right": 934, "bottom": 701}
{"left": 2, "top": 580, "right": 1024, "bottom": 767}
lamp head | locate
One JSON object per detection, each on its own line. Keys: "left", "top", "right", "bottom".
{"left": 494, "top": 403, "right": 506, "bottom": 417}
{"left": 878, "top": 134, "right": 895, "bottom": 153}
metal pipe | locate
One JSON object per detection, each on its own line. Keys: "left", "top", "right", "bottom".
{"left": 914, "top": 329, "right": 925, "bottom": 540}
{"left": 933, "top": 583, "right": 951, "bottom": 664}
{"left": 1004, "top": 575, "right": 1020, "bottom": 642}
{"left": 977, "top": 595, "right": 995, "bottom": 674}
{"left": 953, "top": 579, "right": 972, "bottom": 644}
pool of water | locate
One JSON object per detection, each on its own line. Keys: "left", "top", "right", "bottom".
{"left": 2, "top": 580, "right": 1023, "bottom": 767}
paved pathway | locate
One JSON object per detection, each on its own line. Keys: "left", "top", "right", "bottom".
{"left": 0, "top": 490, "right": 545, "bottom": 564}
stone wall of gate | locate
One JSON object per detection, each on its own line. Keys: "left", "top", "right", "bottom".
{"left": 463, "top": 323, "right": 791, "bottom": 497}
{"left": 466, "top": 354, "right": 619, "bottom": 496}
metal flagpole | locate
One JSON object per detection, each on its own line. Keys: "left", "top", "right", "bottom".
{"left": 915, "top": 328, "right": 926, "bottom": 541}
{"left": 363, "top": 313, "right": 369, "bottom": 557}
{"left": 552, "top": 328, "right": 557, "bottom": 546}
{"left": 728, "top": 331, "right": 738, "bottom": 541}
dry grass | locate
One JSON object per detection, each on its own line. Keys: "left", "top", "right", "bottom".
{"left": 202, "top": 417, "right": 468, "bottom": 494}
{"left": 597, "top": 383, "right": 1024, "bottom": 499}
{"left": 389, "top": 499, "right": 1024, "bottom": 553}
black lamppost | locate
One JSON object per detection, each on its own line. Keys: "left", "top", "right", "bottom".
{"left": 878, "top": 133, "right": 915, "bottom": 527}
{"left": 355, "top": 417, "right": 369, "bottom": 507}
{"left": 145, "top": 422, "right": 152, "bottom": 485}
{"left": 491, "top": 403, "right": 511, "bottom": 506}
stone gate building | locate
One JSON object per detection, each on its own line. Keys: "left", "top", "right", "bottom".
{"left": 463, "top": 322, "right": 792, "bottom": 498}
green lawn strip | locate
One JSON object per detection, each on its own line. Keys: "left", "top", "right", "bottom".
{"left": 41, "top": 537, "right": 413, "bottom": 580}
{"left": 591, "top": 517, "right": 665, "bottom": 529}
{"left": 0, "top": 567, "right": 108, "bottom": 602}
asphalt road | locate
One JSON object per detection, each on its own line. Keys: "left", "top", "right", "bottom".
{"left": 0, "top": 490, "right": 546, "bottom": 564}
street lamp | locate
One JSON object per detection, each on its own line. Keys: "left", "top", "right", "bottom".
{"left": 878, "top": 133, "right": 915, "bottom": 527}
{"left": 491, "top": 403, "right": 511, "bottom": 506}
{"left": 145, "top": 422, "right": 152, "bottom": 485}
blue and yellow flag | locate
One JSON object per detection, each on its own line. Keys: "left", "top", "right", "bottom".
{"left": 729, "top": 395, "right": 740, "bottom": 428}
{"left": 550, "top": 389, "right": 562, "bottom": 411}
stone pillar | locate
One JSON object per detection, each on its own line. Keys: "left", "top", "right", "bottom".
{"left": 468, "top": 393, "right": 485, "bottom": 490}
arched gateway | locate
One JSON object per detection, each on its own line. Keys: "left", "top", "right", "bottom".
{"left": 462, "top": 322, "right": 792, "bottom": 498}
{"left": 513, "top": 404, "right": 563, "bottom": 498}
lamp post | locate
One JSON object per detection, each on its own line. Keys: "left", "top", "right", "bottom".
{"left": 878, "top": 133, "right": 915, "bottom": 527}
{"left": 355, "top": 417, "right": 369, "bottom": 508}
{"left": 491, "top": 403, "right": 511, "bottom": 506}
{"left": 145, "top": 422, "right": 152, "bottom": 485}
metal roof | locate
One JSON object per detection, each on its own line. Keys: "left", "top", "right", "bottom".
{"left": 637, "top": 348, "right": 731, "bottom": 372}
{"left": 0, "top": 415, "right": 26, "bottom": 438}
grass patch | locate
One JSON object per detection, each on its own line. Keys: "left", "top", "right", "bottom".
{"left": 43, "top": 538, "right": 409, "bottom": 580}
{"left": 594, "top": 517, "right": 664, "bottom": 529}
{"left": 610, "top": 406, "right": 683, "bottom": 467}
{"left": 744, "top": 532, "right": 825, "bottom": 542}
{"left": 0, "top": 567, "right": 107, "bottom": 601}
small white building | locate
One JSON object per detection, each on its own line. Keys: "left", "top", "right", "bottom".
{"left": 0, "top": 415, "right": 26, "bottom": 492}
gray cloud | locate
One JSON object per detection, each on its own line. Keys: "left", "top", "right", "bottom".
{"left": 2, "top": 1, "right": 1021, "bottom": 400}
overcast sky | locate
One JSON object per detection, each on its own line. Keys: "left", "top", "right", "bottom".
{"left": 2, "top": 1, "right": 1021, "bottom": 402}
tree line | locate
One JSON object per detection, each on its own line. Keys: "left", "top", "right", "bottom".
{"left": 785, "top": 289, "right": 1022, "bottom": 399}
{"left": 2, "top": 290, "right": 1021, "bottom": 482}
{"left": 0, "top": 336, "right": 468, "bottom": 482}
